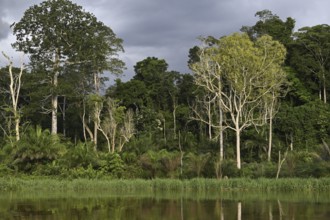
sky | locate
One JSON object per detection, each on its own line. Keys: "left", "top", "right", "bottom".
{"left": 1, "top": 0, "right": 330, "bottom": 82}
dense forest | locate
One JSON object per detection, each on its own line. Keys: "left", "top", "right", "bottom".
{"left": 0, "top": 0, "right": 329, "bottom": 179}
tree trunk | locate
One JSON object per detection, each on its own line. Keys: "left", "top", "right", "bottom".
{"left": 62, "top": 96, "right": 66, "bottom": 136}
{"left": 118, "top": 138, "right": 125, "bottom": 152}
{"left": 81, "top": 99, "right": 94, "bottom": 143}
{"left": 276, "top": 150, "right": 287, "bottom": 179}
{"left": 10, "top": 73, "right": 21, "bottom": 141}
{"left": 4, "top": 52, "right": 24, "bottom": 141}
{"left": 290, "top": 133, "right": 293, "bottom": 151}
{"left": 111, "top": 125, "right": 117, "bottom": 153}
{"left": 173, "top": 104, "right": 177, "bottom": 139}
{"left": 178, "top": 130, "right": 183, "bottom": 177}
{"left": 267, "top": 106, "right": 273, "bottom": 162}
{"left": 208, "top": 97, "right": 212, "bottom": 139}
{"left": 163, "top": 119, "right": 166, "bottom": 144}
{"left": 10, "top": 90, "right": 20, "bottom": 141}
{"left": 51, "top": 92, "right": 58, "bottom": 135}
{"left": 51, "top": 50, "right": 60, "bottom": 135}
{"left": 323, "top": 73, "right": 327, "bottom": 103}
{"left": 14, "top": 117, "right": 20, "bottom": 141}
{"left": 93, "top": 72, "right": 100, "bottom": 150}
{"left": 171, "top": 93, "right": 177, "bottom": 139}
{"left": 93, "top": 113, "right": 99, "bottom": 151}
{"left": 219, "top": 100, "right": 224, "bottom": 162}
{"left": 98, "top": 127, "right": 111, "bottom": 153}
{"left": 236, "top": 126, "right": 241, "bottom": 169}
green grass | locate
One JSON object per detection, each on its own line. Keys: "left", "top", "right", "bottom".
{"left": 0, "top": 177, "right": 330, "bottom": 193}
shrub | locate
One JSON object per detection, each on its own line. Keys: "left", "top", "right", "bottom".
{"left": 241, "top": 162, "right": 277, "bottom": 178}
{"left": 61, "top": 164, "right": 104, "bottom": 179}
{"left": 220, "top": 159, "right": 240, "bottom": 178}
{"left": 185, "top": 152, "right": 210, "bottom": 178}
{"left": 138, "top": 150, "right": 163, "bottom": 178}
{"left": 7, "top": 126, "right": 66, "bottom": 173}
{"left": 99, "top": 153, "right": 124, "bottom": 178}
{"left": 63, "top": 142, "right": 99, "bottom": 169}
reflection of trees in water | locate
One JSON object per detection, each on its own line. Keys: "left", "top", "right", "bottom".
{"left": 238, "top": 202, "right": 242, "bottom": 220}
{"left": 0, "top": 193, "right": 329, "bottom": 219}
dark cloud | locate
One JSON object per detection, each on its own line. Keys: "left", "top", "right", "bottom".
{"left": 103, "top": 0, "right": 261, "bottom": 75}
{"left": 111, "top": 0, "right": 250, "bottom": 47}
{"left": 0, "top": 19, "right": 10, "bottom": 40}
{"left": 1, "top": 0, "right": 330, "bottom": 80}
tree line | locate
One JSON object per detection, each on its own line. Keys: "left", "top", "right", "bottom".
{"left": 0, "top": 1, "right": 329, "bottom": 178}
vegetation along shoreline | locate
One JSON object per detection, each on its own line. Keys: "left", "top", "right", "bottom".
{"left": 1, "top": 177, "right": 330, "bottom": 192}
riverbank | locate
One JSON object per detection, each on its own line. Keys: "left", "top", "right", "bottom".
{"left": 1, "top": 177, "right": 330, "bottom": 192}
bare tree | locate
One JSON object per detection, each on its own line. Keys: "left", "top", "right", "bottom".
{"left": 1, "top": 51, "right": 25, "bottom": 141}
{"left": 118, "top": 109, "right": 135, "bottom": 152}
{"left": 96, "top": 97, "right": 135, "bottom": 153}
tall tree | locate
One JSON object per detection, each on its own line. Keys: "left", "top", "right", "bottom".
{"left": 133, "top": 57, "right": 169, "bottom": 110}
{"left": 291, "top": 25, "right": 330, "bottom": 104}
{"left": 188, "top": 37, "right": 226, "bottom": 162}
{"left": 241, "top": 9, "right": 295, "bottom": 46}
{"left": 191, "top": 33, "right": 287, "bottom": 169}
{"left": 12, "top": 0, "right": 124, "bottom": 135}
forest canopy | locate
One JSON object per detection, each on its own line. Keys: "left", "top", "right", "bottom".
{"left": 0, "top": 3, "right": 329, "bottom": 179}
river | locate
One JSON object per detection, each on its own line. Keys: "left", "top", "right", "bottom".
{"left": 0, "top": 190, "right": 329, "bottom": 219}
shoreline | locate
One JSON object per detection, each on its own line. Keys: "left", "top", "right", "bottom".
{"left": 1, "top": 177, "right": 329, "bottom": 192}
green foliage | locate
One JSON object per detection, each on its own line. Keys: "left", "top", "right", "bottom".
{"left": 11, "top": 0, "right": 125, "bottom": 137}
{"left": 108, "top": 79, "right": 149, "bottom": 110}
{"left": 290, "top": 24, "right": 330, "bottom": 103}
{"left": 280, "top": 151, "right": 330, "bottom": 178}
{"left": 1, "top": 177, "right": 330, "bottom": 193}
{"left": 13, "top": 0, "right": 124, "bottom": 73}
{"left": 1, "top": 7, "right": 330, "bottom": 180}
{"left": 5, "top": 126, "right": 66, "bottom": 173}
{"left": 242, "top": 9, "right": 295, "bottom": 46}
{"left": 276, "top": 100, "right": 330, "bottom": 150}
{"left": 99, "top": 153, "right": 124, "bottom": 178}
{"left": 185, "top": 152, "right": 210, "bottom": 177}
{"left": 241, "top": 162, "right": 277, "bottom": 178}
{"left": 139, "top": 150, "right": 162, "bottom": 178}
{"left": 219, "top": 160, "right": 240, "bottom": 178}
{"left": 63, "top": 164, "right": 104, "bottom": 179}
{"left": 63, "top": 142, "right": 99, "bottom": 169}
{"left": 133, "top": 57, "right": 168, "bottom": 85}
{"left": 138, "top": 150, "right": 181, "bottom": 178}
{"left": 158, "top": 150, "right": 181, "bottom": 178}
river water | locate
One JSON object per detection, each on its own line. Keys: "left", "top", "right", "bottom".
{"left": 0, "top": 191, "right": 329, "bottom": 219}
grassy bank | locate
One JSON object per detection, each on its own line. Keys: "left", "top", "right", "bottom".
{"left": 1, "top": 177, "right": 330, "bottom": 193}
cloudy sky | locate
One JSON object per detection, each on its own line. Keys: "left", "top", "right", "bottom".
{"left": 1, "top": 0, "right": 330, "bottom": 82}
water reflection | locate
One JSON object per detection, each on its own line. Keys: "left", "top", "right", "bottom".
{"left": 0, "top": 191, "right": 329, "bottom": 220}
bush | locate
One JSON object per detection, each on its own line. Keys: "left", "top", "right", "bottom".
{"left": 99, "top": 153, "right": 124, "bottom": 178}
{"left": 281, "top": 151, "right": 327, "bottom": 177}
{"left": 63, "top": 142, "right": 99, "bottom": 169}
{"left": 220, "top": 159, "right": 240, "bottom": 178}
{"left": 138, "top": 150, "right": 163, "bottom": 178}
{"left": 185, "top": 152, "right": 210, "bottom": 178}
{"left": 6, "top": 126, "right": 66, "bottom": 173}
{"left": 62, "top": 164, "right": 104, "bottom": 179}
{"left": 32, "top": 161, "right": 64, "bottom": 176}
{"left": 241, "top": 162, "right": 277, "bottom": 178}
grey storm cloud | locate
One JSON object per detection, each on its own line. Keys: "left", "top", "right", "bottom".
{"left": 0, "top": 19, "right": 10, "bottom": 40}
{"left": 107, "top": 0, "right": 254, "bottom": 47}
{"left": 98, "top": 0, "right": 261, "bottom": 74}
{"left": 0, "top": 0, "right": 13, "bottom": 40}
{"left": 1, "top": 0, "right": 330, "bottom": 79}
